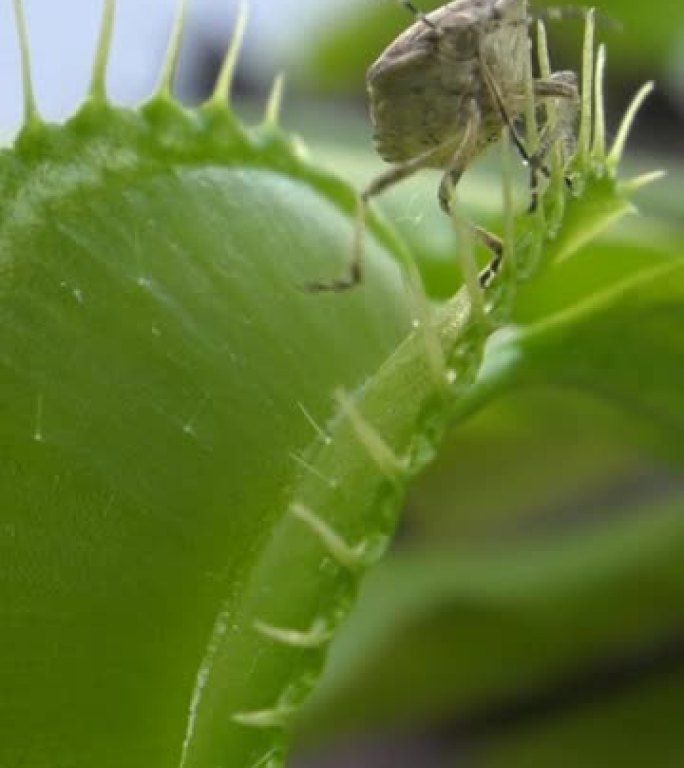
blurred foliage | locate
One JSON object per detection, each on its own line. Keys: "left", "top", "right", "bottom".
{"left": 300, "top": 0, "right": 684, "bottom": 92}
{"left": 481, "top": 666, "right": 684, "bottom": 767}
{"left": 296, "top": 497, "right": 684, "bottom": 745}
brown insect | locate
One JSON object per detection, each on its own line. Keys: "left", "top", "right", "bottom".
{"left": 309, "top": 0, "right": 579, "bottom": 292}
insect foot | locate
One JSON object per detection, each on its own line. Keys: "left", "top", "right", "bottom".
{"left": 310, "top": 0, "right": 581, "bottom": 294}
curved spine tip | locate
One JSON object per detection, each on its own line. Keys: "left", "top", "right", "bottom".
{"left": 522, "top": 24, "right": 539, "bottom": 154}
{"left": 591, "top": 43, "right": 607, "bottom": 161}
{"left": 619, "top": 168, "right": 666, "bottom": 195}
{"left": 89, "top": 0, "right": 117, "bottom": 103}
{"left": 500, "top": 128, "right": 516, "bottom": 272}
{"left": 232, "top": 704, "right": 295, "bottom": 729}
{"left": 334, "top": 389, "right": 407, "bottom": 481}
{"left": 253, "top": 618, "right": 332, "bottom": 649}
{"left": 607, "top": 81, "right": 655, "bottom": 170}
{"left": 12, "top": 0, "right": 40, "bottom": 125}
{"left": 157, "top": 0, "right": 189, "bottom": 99}
{"left": 209, "top": 0, "right": 250, "bottom": 108}
{"left": 536, "top": 21, "right": 551, "bottom": 79}
{"left": 450, "top": 193, "right": 485, "bottom": 324}
{"left": 289, "top": 503, "right": 368, "bottom": 572}
{"left": 263, "top": 73, "right": 286, "bottom": 127}
{"left": 577, "top": 7, "right": 596, "bottom": 165}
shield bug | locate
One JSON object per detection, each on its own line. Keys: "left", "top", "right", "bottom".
{"left": 309, "top": 0, "right": 579, "bottom": 292}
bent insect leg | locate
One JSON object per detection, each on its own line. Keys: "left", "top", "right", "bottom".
{"left": 306, "top": 140, "right": 461, "bottom": 293}
{"left": 438, "top": 101, "right": 505, "bottom": 288}
{"left": 528, "top": 72, "right": 580, "bottom": 209}
{"left": 480, "top": 51, "right": 577, "bottom": 213}
{"left": 395, "top": 0, "right": 437, "bottom": 29}
{"left": 479, "top": 53, "right": 552, "bottom": 214}
{"left": 534, "top": 72, "right": 580, "bottom": 159}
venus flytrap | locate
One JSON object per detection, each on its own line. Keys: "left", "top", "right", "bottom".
{"left": 0, "top": 2, "right": 659, "bottom": 768}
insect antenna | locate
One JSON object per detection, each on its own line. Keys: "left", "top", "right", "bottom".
{"left": 397, "top": 1, "right": 437, "bottom": 30}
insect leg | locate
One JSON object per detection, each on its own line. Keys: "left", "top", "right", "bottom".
{"left": 395, "top": 1, "right": 437, "bottom": 30}
{"left": 478, "top": 52, "right": 534, "bottom": 168}
{"left": 534, "top": 71, "right": 579, "bottom": 151}
{"left": 306, "top": 141, "right": 459, "bottom": 293}
{"left": 479, "top": 53, "right": 566, "bottom": 212}
{"left": 437, "top": 101, "right": 480, "bottom": 215}
{"left": 438, "top": 100, "right": 505, "bottom": 288}
{"left": 534, "top": 74, "right": 578, "bottom": 101}
{"left": 530, "top": 72, "right": 580, "bottom": 209}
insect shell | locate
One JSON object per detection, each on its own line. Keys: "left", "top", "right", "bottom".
{"left": 307, "top": 0, "right": 578, "bottom": 292}
{"left": 367, "top": 0, "right": 530, "bottom": 169}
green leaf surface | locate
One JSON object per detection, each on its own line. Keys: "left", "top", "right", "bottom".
{"left": 0, "top": 102, "right": 413, "bottom": 768}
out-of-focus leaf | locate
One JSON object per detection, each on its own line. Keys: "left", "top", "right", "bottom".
{"left": 302, "top": 0, "right": 684, "bottom": 91}
{"left": 468, "top": 259, "right": 684, "bottom": 461}
{"left": 295, "top": 496, "right": 684, "bottom": 745}
{"left": 404, "top": 387, "right": 679, "bottom": 545}
{"left": 481, "top": 667, "right": 684, "bottom": 768}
